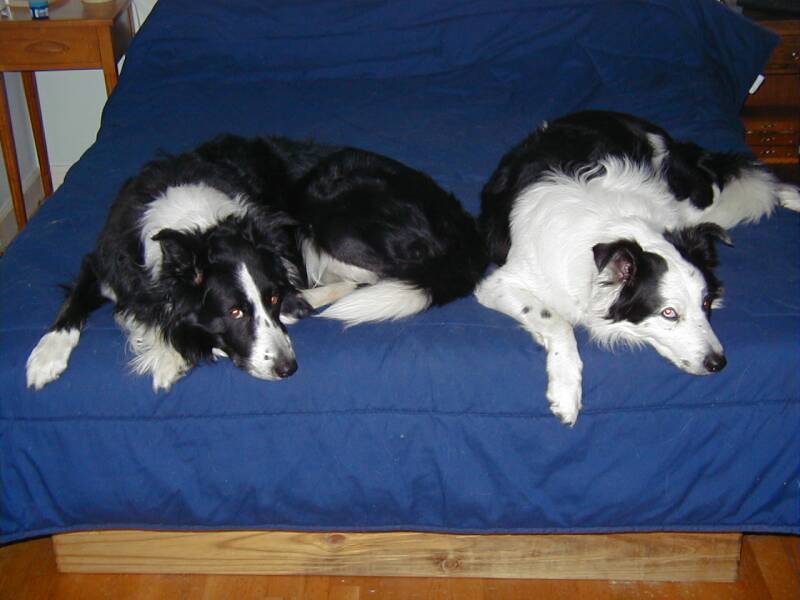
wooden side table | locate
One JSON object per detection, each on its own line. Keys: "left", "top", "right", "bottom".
{"left": 0, "top": 0, "right": 133, "bottom": 230}
{"left": 741, "top": 10, "right": 800, "bottom": 166}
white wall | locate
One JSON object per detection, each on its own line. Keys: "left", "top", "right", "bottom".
{"left": 0, "top": 73, "right": 38, "bottom": 204}
{"left": 0, "top": 0, "right": 157, "bottom": 221}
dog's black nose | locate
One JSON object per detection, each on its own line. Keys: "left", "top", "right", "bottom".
{"left": 703, "top": 352, "right": 727, "bottom": 373}
{"left": 275, "top": 358, "right": 298, "bottom": 379}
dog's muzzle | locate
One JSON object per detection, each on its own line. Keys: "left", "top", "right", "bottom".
{"left": 703, "top": 352, "right": 727, "bottom": 373}
{"left": 274, "top": 357, "right": 298, "bottom": 379}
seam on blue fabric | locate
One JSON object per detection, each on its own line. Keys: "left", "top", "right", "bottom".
{"left": 2, "top": 397, "right": 797, "bottom": 423}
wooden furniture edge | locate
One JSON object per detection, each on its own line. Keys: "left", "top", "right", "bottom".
{"left": 51, "top": 529, "right": 742, "bottom": 582}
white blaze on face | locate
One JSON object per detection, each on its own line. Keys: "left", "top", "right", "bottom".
{"left": 645, "top": 258, "right": 724, "bottom": 375}
{"left": 237, "top": 263, "right": 295, "bottom": 379}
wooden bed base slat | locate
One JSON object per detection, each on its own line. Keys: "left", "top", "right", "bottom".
{"left": 52, "top": 530, "right": 742, "bottom": 582}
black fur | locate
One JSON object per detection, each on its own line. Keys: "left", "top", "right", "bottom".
{"left": 663, "top": 223, "right": 731, "bottom": 316}
{"left": 33, "top": 136, "right": 311, "bottom": 387}
{"left": 32, "top": 134, "right": 487, "bottom": 389}
{"left": 480, "top": 110, "right": 760, "bottom": 265}
{"left": 291, "top": 148, "right": 488, "bottom": 306}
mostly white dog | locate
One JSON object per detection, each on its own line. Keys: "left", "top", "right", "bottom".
{"left": 476, "top": 110, "right": 800, "bottom": 425}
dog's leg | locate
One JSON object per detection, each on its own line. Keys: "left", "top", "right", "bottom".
{"left": 299, "top": 281, "right": 359, "bottom": 310}
{"left": 26, "top": 256, "right": 107, "bottom": 390}
{"left": 279, "top": 290, "right": 317, "bottom": 325}
{"left": 475, "top": 269, "right": 583, "bottom": 426}
{"left": 116, "top": 314, "right": 190, "bottom": 392}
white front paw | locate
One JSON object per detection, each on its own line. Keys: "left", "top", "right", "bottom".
{"left": 546, "top": 372, "right": 582, "bottom": 426}
{"left": 26, "top": 329, "right": 80, "bottom": 390}
{"left": 777, "top": 184, "right": 800, "bottom": 212}
{"left": 150, "top": 354, "right": 189, "bottom": 392}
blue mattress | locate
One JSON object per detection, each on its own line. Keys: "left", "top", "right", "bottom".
{"left": 1, "top": 0, "right": 798, "bottom": 544}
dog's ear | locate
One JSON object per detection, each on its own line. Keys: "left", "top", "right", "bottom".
{"left": 664, "top": 223, "right": 732, "bottom": 271}
{"left": 664, "top": 223, "right": 729, "bottom": 310}
{"left": 696, "top": 222, "right": 733, "bottom": 247}
{"left": 593, "top": 240, "right": 642, "bottom": 285}
{"left": 152, "top": 228, "right": 205, "bottom": 285}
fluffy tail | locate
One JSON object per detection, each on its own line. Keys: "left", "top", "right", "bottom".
{"left": 316, "top": 279, "right": 432, "bottom": 326}
{"left": 699, "top": 166, "right": 800, "bottom": 229}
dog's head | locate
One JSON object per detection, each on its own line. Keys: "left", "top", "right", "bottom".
{"left": 591, "top": 223, "right": 730, "bottom": 375}
{"left": 153, "top": 214, "right": 311, "bottom": 380}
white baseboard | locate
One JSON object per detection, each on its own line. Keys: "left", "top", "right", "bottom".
{"left": 0, "top": 171, "right": 45, "bottom": 251}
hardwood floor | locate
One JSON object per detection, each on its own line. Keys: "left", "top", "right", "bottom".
{"left": 0, "top": 534, "right": 796, "bottom": 599}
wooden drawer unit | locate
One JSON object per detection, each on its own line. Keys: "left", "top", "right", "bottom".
{"left": 0, "top": 0, "right": 133, "bottom": 230}
{"left": 749, "top": 144, "right": 800, "bottom": 161}
{"left": 767, "top": 32, "right": 800, "bottom": 72}
{"left": 0, "top": 26, "right": 104, "bottom": 71}
{"left": 742, "top": 11, "right": 800, "bottom": 165}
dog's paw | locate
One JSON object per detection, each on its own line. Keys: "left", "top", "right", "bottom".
{"left": 26, "top": 329, "right": 80, "bottom": 390}
{"left": 546, "top": 373, "right": 583, "bottom": 427}
{"left": 150, "top": 354, "right": 189, "bottom": 392}
{"left": 777, "top": 184, "right": 800, "bottom": 212}
{"left": 280, "top": 292, "right": 314, "bottom": 325}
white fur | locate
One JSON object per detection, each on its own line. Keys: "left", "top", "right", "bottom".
{"left": 476, "top": 159, "right": 729, "bottom": 425}
{"left": 688, "top": 166, "right": 779, "bottom": 229}
{"left": 116, "top": 313, "right": 189, "bottom": 392}
{"left": 646, "top": 132, "right": 669, "bottom": 171}
{"left": 26, "top": 329, "right": 81, "bottom": 390}
{"left": 100, "top": 282, "right": 118, "bottom": 303}
{"left": 300, "top": 238, "right": 378, "bottom": 286}
{"left": 299, "top": 237, "right": 430, "bottom": 325}
{"left": 237, "top": 263, "right": 296, "bottom": 379}
{"left": 300, "top": 281, "right": 360, "bottom": 310}
{"left": 140, "top": 183, "right": 250, "bottom": 277}
{"left": 318, "top": 280, "right": 432, "bottom": 326}
{"left": 777, "top": 183, "right": 800, "bottom": 212}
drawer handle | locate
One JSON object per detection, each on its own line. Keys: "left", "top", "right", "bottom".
{"left": 25, "top": 40, "right": 69, "bottom": 54}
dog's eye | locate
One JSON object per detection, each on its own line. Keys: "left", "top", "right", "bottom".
{"left": 228, "top": 307, "right": 244, "bottom": 319}
{"left": 661, "top": 307, "right": 679, "bottom": 321}
{"left": 270, "top": 294, "right": 280, "bottom": 306}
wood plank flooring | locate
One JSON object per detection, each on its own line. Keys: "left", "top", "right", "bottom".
{"left": 0, "top": 534, "right": 797, "bottom": 599}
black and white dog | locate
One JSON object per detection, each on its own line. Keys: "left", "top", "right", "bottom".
{"left": 27, "top": 136, "right": 314, "bottom": 392}
{"left": 476, "top": 110, "right": 800, "bottom": 425}
{"left": 291, "top": 148, "right": 488, "bottom": 325}
{"left": 27, "top": 135, "right": 487, "bottom": 391}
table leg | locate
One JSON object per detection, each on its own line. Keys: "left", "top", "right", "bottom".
{"left": 21, "top": 72, "right": 53, "bottom": 198}
{"left": 0, "top": 74, "right": 27, "bottom": 230}
{"left": 98, "top": 28, "right": 119, "bottom": 95}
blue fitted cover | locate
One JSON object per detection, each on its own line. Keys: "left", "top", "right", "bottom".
{"left": 1, "top": 0, "right": 797, "bottom": 544}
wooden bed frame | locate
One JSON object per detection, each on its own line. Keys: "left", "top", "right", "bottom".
{"left": 52, "top": 530, "right": 742, "bottom": 582}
